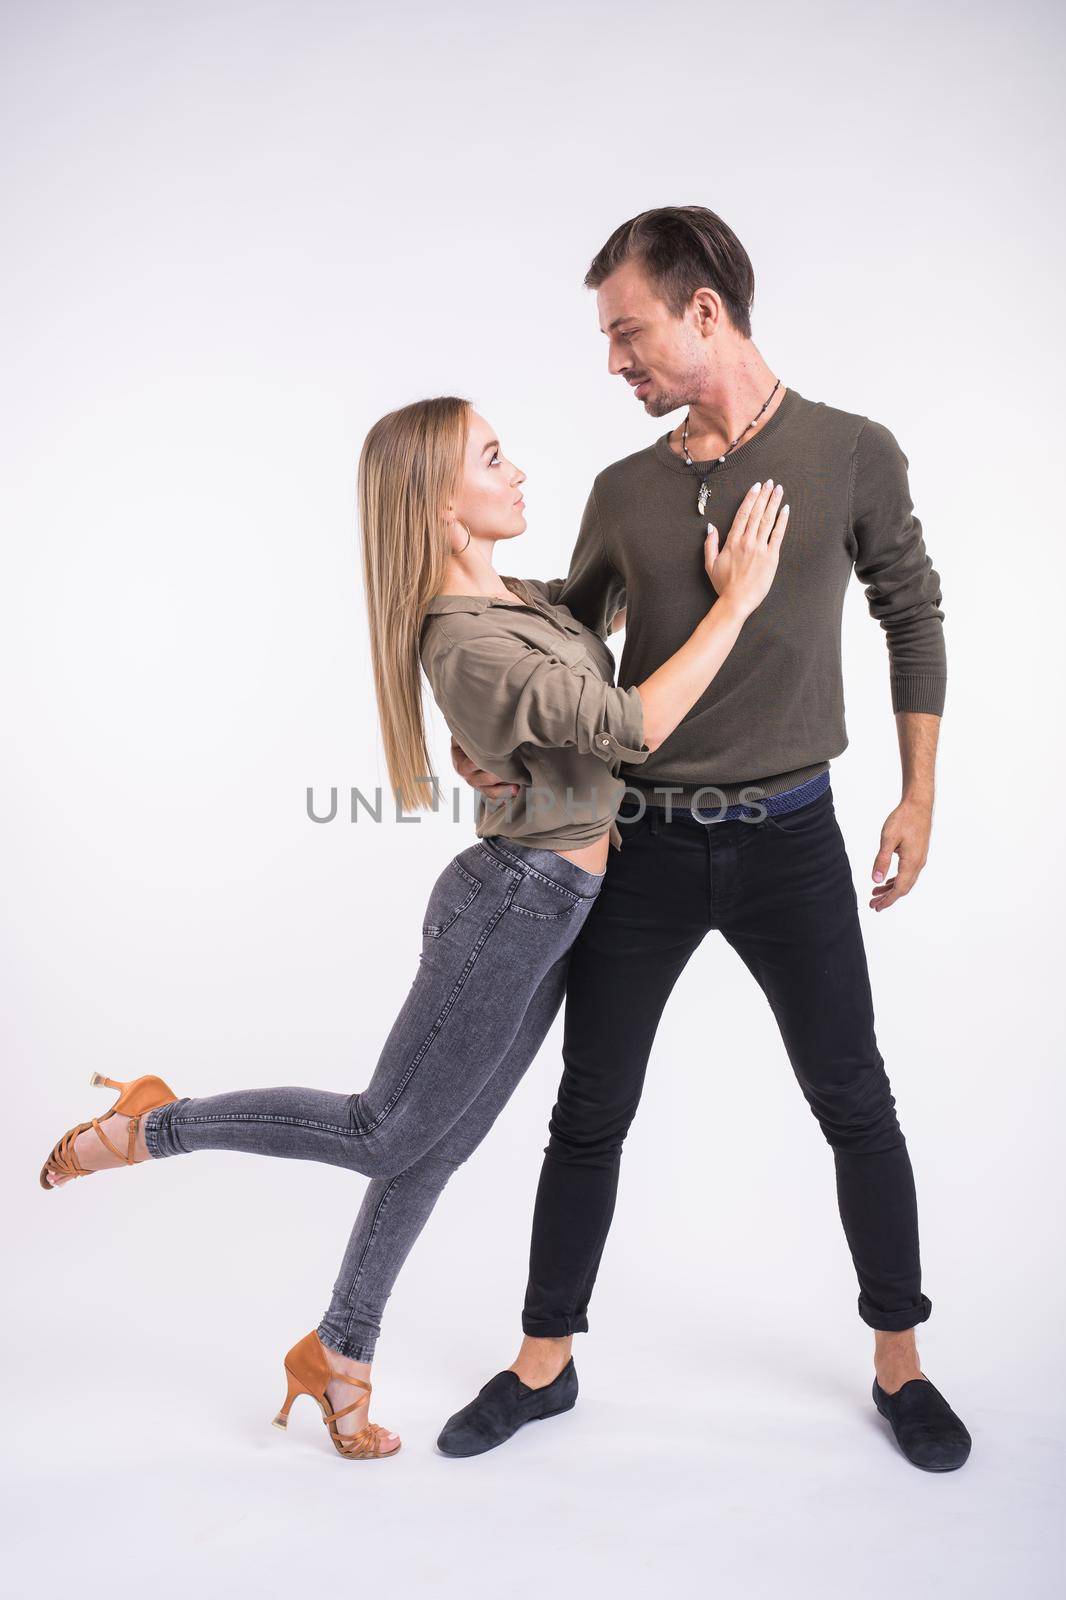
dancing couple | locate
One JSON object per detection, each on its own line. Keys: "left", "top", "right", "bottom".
{"left": 41, "top": 206, "right": 970, "bottom": 1472}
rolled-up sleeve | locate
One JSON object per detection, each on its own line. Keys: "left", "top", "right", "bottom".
{"left": 431, "top": 634, "right": 650, "bottom": 768}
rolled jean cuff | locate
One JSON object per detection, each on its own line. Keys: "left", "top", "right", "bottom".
{"left": 143, "top": 1099, "right": 194, "bottom": 1159}
{"left": 316, "top": 1322, "right": 377, "bottom": 1365}
{"left": 520, "top": 1310, "right": 589, "bottom": 1339}
{"left": 857, "top": 1291, "right": 933, "bottom": 1332}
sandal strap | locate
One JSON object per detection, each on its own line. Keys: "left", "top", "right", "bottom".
{"left": 44, "top": 1086, "right": 166, "bottom": 1184}
{"left": 45, "top": 1110, "right": 139, "bottom": 1182}
{"left": 49, "top": 1124, "right": 90, "bottom": 1178}
{"left": 329, "top": 1373, "right": 371, "bottom": 1394}
{"left": 336, "top": 1421, "right": 391, "bottom": 1458}
{"left": 324, "top": 1399, "right": 364, "bottom": 1422}
{"left": 90, "top": 1117, "right": 131, "bottom": 1164}
{"left": 322, "top": 1375, "right": 372, "bottom": 1424}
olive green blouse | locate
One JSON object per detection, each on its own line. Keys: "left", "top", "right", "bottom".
{"left": 419, "top": 575, "right": 650, "bottom": 851}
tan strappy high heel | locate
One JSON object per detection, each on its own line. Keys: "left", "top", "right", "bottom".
{"left": 39, "top": 1072, "right": 179, "bottom": 1191}
{"left": 272, "top": 1330, "right": 400, "bottom": 1460}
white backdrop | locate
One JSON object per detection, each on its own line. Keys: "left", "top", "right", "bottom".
{"left": 4, "top": 2, "right": 1063, "bottom": 1596}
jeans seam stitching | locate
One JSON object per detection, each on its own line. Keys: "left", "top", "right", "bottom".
{"left": 156, "top": 1112, "right": 356, "bottom": 1133}
{"left": 336, "top": 1173, "right": 404, "bottom": 1353}
{"left": 361, "top": 883, "right": 518, "bottom": 1133}
{"left": 475, "top": 842, "right": 522, "bottom": 880}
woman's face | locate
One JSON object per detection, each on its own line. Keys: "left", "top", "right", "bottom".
{"left": 450, "top": 410, "right": 527, "bottom": 545}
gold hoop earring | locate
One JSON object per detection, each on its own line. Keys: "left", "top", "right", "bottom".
{"left": 456, "top": 520, "right": 471, "bottom": 553}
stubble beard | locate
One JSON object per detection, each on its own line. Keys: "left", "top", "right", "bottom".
{"left": 644, "top": 388, "right": 687, "bottom": 419}
{"left": 641, "top": 355, "right": 707, "bottom": 420}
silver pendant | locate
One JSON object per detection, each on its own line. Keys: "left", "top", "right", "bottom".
{"left": 697, "top": 480, "right": 710, "bottom": 517}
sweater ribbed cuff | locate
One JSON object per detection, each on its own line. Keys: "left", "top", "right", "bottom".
{"left": 891, "top": 675, "right": 946, "bottom": 715}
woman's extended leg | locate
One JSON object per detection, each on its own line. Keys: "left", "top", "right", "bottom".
{"left": 46, "top": 840, "right": 600, "bottom": 1446}
{"left": 135, "top": 842, "right": 600, "bottom": 1177}
{"left": 50, "top": 844, "right": 601, "bottom": 1189}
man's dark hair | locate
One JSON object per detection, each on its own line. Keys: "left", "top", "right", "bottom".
{"left": 585, "top": 206, "right": 755, "bottom": 339}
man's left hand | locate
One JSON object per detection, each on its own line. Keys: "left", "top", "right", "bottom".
{"left": 870, "top": 798, "right": 932, "bottom": 912}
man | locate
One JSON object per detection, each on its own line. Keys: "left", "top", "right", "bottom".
{"left": 437, "top": 207, "right": 970, "bottom": 1472}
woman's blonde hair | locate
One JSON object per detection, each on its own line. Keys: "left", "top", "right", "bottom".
{"left": 357, "top": 396, "right": 471, "bottom": 812}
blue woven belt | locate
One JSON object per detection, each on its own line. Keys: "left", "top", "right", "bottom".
{"left": 692, "top": 768, "right": 830, "bottom": 823}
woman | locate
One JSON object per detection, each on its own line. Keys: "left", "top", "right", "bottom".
{"left": 39, "top": 397, "right": 789, "bottom": 1460}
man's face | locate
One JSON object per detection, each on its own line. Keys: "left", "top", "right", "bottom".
{"left": 596, "top": 257, "right": 707, "bottom": 418}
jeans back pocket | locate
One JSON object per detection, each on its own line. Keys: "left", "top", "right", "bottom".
{"left": 421, "top": 858, "right": 483, "bottom": 939}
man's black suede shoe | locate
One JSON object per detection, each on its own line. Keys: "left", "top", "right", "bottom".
{"left": 872, "top": 1374, "right": 972, "bottom": 1471}
{"left": 436, "top": 1360, "right": 578, "bottom": 1457}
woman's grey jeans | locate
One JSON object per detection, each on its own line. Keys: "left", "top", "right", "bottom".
{"left": 144, "top": 837, "right": 605, "bottom": 1362}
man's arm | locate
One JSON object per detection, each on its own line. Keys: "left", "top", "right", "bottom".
{"left": 869, "top": 711, "right": 940, "bottom": 912}
{"left": 849, "top": 419, "right": 946, "bottom": 912}
{"left": 516, "top": 577, "right": 627, "bottom": 635}
{"left": 516, "top": 482, "right": 626, "bottom": 639}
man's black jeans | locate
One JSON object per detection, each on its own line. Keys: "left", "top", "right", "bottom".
{"left": 521, "top": 783, "right": 934, "bottom": 1337}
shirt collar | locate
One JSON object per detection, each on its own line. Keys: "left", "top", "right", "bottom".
{"left": 421, "top": 575, "right": 540, "bottom": 616}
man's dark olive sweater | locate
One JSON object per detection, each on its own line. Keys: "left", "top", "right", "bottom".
{"left": 538, "top": 386, "right": 946, "bottom": 807}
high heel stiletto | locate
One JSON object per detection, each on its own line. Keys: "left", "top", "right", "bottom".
{"left": 272, "top": 1330, "right": 400, "bottom": 1461}
{"left": 39, "top": 1072, "right": 179, "bottom": 1190}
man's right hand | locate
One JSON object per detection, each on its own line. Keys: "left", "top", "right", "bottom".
{"left": 451, "top": 738, "right": 522, "bottom": 803}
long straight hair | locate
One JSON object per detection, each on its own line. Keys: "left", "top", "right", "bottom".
{"left": 357, "top": 396, "right": 471, "bottom": 812}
